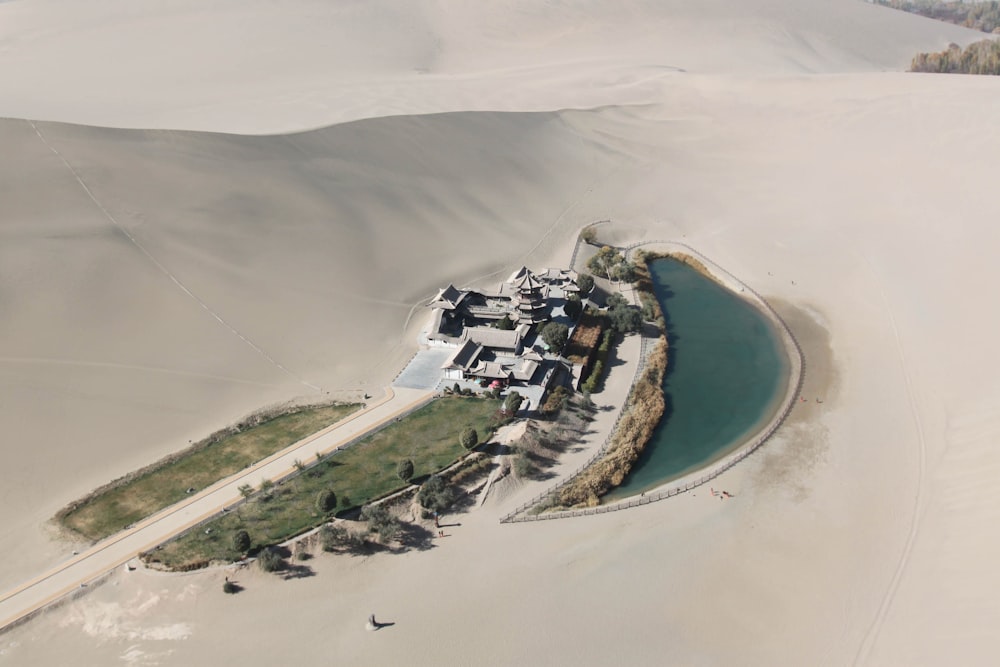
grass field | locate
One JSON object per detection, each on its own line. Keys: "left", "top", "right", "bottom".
{"left": 59, "top": 403, "right": 360, "bottom": 542}
{"left": 148, "top": 395, "right": 502, "bottom": 569}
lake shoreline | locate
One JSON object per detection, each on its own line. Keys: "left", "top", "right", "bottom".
{"left": 600, "top": 243, "right": 804, "bottom": 505}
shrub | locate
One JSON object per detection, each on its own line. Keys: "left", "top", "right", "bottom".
{"left": 541, "top": 322, "right": 569, "bottom": 352}
{"left": 503, "top": 391, "right": 523, "bottom": 415}
{"left": 257, "top": 547, "right": 286, "bottom": 573}
{"left": 459, "top": 427, "right": 479, "bottom": 450}
{"left": 232, "top": 529, "right": 251, "bottom": 553}
{"left": 576, "top": 273, "right": 595, "bottom": 295}
{"left": 418, "top": 475, "right": 456, "bottom": 513}
{"left": 397, "top": 459, "right": 415, "bottom": 483}
{"left": 223, "top": 580, "right": 239, "bottom": 594}
{"left": 541, "top": 385, "right": 570, "bottom": 417}
{"left": 319, "top": 523, "right": 371, "bottom": 552}
{"left": 361, "top": 503, "right": 400, "bottom": 542}
{"left": 581, "top": 360, "right": 604, "bottom": 394}
{"left": 607, "top": 293, "right": 629, "bottom": 310}
{"left": 609, "top": 305, "right": 643, "bottom": 334}
{"left": 514, "top": 451, "right": 535, "bottom": 478}
{"left": 316, "top": 489, "right": 337, "bottom": 514}
{"left": 564, "top": 294, "right": 582, "bottom": 320}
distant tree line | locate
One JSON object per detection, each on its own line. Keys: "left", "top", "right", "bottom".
{"left": 910, "top": 39, "right": 1000, "bottom": 74}
{"left": 873, "top": 0, "right": 1000, "bottom": 34}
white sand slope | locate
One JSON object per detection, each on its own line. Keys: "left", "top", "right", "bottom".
{"left": 2, "top": 0, "right": 1000, "bottom": 665}
{"left": 0, "top": 0, "right": 984, "bottom": 133}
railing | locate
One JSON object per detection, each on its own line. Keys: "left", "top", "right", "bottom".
{"left": 499, "top": 332, "right": 655, "bottom": 522}
{"left": 500, "top": 239, "right": 805, "bottom": 523}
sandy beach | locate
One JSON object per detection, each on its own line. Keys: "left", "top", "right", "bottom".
{"left": 3, "top": 0, "right": 1000, "bottom": 664}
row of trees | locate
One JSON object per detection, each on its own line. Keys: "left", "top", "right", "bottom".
{"left": 874, "top": 0, "right": 1000, "bottom": 34}
{"left": 911, "top": 39, "right": 1000, "bottom": 74}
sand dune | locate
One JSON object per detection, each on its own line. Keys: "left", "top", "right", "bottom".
{"left": 2, "top": 0, "right": 1000, "bottom": 664}
{"left": 0, "top": 0, "right": 983, "bottom": 133}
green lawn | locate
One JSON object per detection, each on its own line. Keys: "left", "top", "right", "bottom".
{"left": 59, "top": 403, "right": 360, "bottom": 542}
{"left": 149, "top": 395, "right": 501, "bottom": 569}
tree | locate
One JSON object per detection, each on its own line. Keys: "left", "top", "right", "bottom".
{"left": 397, "top": 459, "right": 415, "bottom": 483}
{"left": 541, "top": 322, "right": 569, "bottom": 352}
{"left": 459, "top": 427, "right": 479, "bottom": 450}
{"left": 238, "top": 484, "right": 253, "bottom": 501}
{"left": 564, "top": 294, "right": 582, "bottom": 320}
{"left": 503, "top": 391, "right": 523, "bottom": 415}
{"left": 316, "top": 489, "right": 337, "bottom": 514}
{"left": 418, "top": 475, "right": 456, "bottom": 513}
{"left": 609, "top": 303, "right": 644, "bottom": 334}
{"left": 361, "top": 503, "right": 400, "bottom": 542}
{"left": 610, "top": 261, "right": 637, "bottom": 283}
{"left": 587, "top": 246, "right": 636, "bottom": 283}
{"left": 576, "top": 273, "right": 595, "bottom": 295}
{"left": 606, "top": 292, "right": 629, "bottom": 310}
{"left": 232, "top": 529, "right": 251, "bottom": 553}
{"left": 496, "top": 314, "right": 514, "bottom": 330}
{"left": 259, "top": 478, "right": 274, "bottom": 495}
{"left": 586, "top": 246, "right": 621, "bottom": 281}
{"left": 580, "top": 226, "right": 598, "bottom": 245}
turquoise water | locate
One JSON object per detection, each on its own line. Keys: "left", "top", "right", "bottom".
{"left": 605, "top": 257, "right": 788, "bottom": 501}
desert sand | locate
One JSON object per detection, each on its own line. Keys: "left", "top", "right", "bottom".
{"left": 2, "top": 0, "right": 1000, "bottom": 664}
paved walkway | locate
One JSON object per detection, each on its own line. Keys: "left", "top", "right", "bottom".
{"left": 0, "top": 385, "right": 435, "bottom": 631}
{"left": 393, "top": 347, "right": 454, "bottom": 390}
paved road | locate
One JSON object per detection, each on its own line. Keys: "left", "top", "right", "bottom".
{"left": 0, "top": 385, "right": 435, "bottom": 631}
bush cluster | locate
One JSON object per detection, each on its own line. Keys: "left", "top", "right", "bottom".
{"left": 580, "top": 330, "right": 615, "bottom": 394}
{"left": 557, "top": 335, "right": 669, "bottom": 508}
{"left": 540, "top": 385, "right": 570, "bottom": 417}
{"left": 417, "top": 475, "right": 456, "bottom": 513}
{"left": 361, "top": 503, "right": 401, "bottom": 542}
{"left": 910, "top": 39, "right": 1000, "bottom": 75}
{"left": 875, "top": 0, "right": 1000, "bottom": 34}
{"left": 257, "top": 547, "right": 286, "bottom": 573}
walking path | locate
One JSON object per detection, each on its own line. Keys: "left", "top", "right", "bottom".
{"left": 0, "top": 385, "right": 434, "bottom": 632}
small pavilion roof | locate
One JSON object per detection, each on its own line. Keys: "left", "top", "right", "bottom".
{"left": 511, "top": 359, "right": 540, "bottom": 382}
{"left": 441, "top": 340, "right": 483, "bottom": 371}
{"left": 468, "top": 361, "right": 512, "bottom": 380}
{"left": 428, "top": 284, "right": 467, "bottom": 310}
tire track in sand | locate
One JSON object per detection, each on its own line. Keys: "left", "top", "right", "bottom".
{"left": 853, "top": 251, "right": 928, "bottom": 665}
{"left": 25, "top": 120, "right": 321, "bottom": 392}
